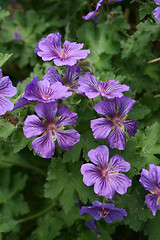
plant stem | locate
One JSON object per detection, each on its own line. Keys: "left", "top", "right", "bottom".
{"left": 18, "top": 201, "right": 56, "bottom": 224}
{"left": 0, "top": 159, "right": 46, "bottom": 176}
{"left": 148, "top": 57, "right": 160, "bottom": 64}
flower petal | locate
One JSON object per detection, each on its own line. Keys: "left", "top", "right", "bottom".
{"left": 81, "top": 163, "right": 102, "bottom": 186}
{"left": 23, "top": 115, "right": 47, "bottom": 138}
{"left": 94, "top": 100, "right": 116, "bottom": 118}
{"left": 108, "top": 154, "right": 130, "bottom": 172}
{"left": 107, "top": 125, "right": 126, "bottom": 150}
{"left": 88, "top": 145, "right": 109, "bottom": 169}
{"left": 104, "top": 208, "right": 127, "bottom": 223}
{"left": 120, "top": 120, "right": 137, "bottom": 137}
{"left": 116, "top": 96, "right": 136, "bottom": 119}
{"left": 139, "top": 167, "right": 157, "bottom": 192}
{"left": 13, "top": 97, "right": 31, "bottom": 111}
{"left": 43, "top": 66, "right": 62, "bottom": 84}
{"left": 0, "top": 96, "right": 14, "bottom": 115}
{"left": 0, "top": 75, "right": 17, "bottom": 97}
{"left": 55, "top": 106, "right": 78, "bottom": 127}
{"left": 91, "top": 118, "right": 113, "bottom": 139}
{"left": 35, "top": 102, "right": 57, "bottom": 124}
{"left": 32, "top": 132, "right": 55, "bottom": 158}
{"left": 65, "top": 65, "right": 81, "bottom": 85}
{"left": 55, "top": 129, "right": 80, "bottom": 151}
{"left": 94, "top": 177, "right": 115, "bottom": 199}
{"left": 109, "top": 173, "right": 132, "bottom": 195}
{"left": 78, "top": 72, "right": 99, "bottom": 99}
{"left": 80, "top": 206, "right": 101, "bottom": 220}
{"left": 145, "top": 193, "right": 159, "bottom": 216}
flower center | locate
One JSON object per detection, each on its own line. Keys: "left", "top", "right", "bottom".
{"left": 98, "top": 207, "right": 109, "bottom": 218}
{"left": 102, "top": 169, "right": 109, "bottom": 177}
{"left": 60, "top": 48, "right": 67, "bottom": 59}
{"left": 113, "top": 118, "right": 120, "bottom": 124}
{"left": 155, "top": 188, "right": 160, "bottom": 196}
{"left": 47, "top": 124, "right": 57, "bottom": 132}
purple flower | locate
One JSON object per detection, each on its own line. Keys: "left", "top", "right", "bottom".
{"left": 81, "top": 145, "right": 131, "bottom": 198}
{"left": 85, "top": 219, "right": 100, "bottom": 238}
{"left": 78, "top": 72, "right": 129, "bottom": 99}
{"left": 154, "top": 1, "right": 160, "bottom": 23}
{"left": 0, "top": 69, "right": 17, "bottom": 115}
{"left": 80, "top": 201, "right": 127, "bottom": 223}
{"left": 34, "top": 33, "right": 90, "bottom": 66}
{"left": 13, "top": 76, "right": 71, "bottom": 110}
{"left": 23, "top": 102, "right": 80, "bottom": 158}
{"left": 91, "top": 97, "right": 137, "bottom": 150}
{"left": 43, "top": 65, "right": 81, "bottom": 92}
{"left": 12, "top": 29, "right": 23, "bottom": 41}
{"left": 139, "top": 164, "right": 160, "bottom": 216}
{"left": 82, "top": 0, "right": 103, "bottom": 23}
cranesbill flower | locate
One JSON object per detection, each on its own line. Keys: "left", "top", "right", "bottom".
{"left": 139, "top": 164, "right": 160, "bottom": 216}
{"left": 85, "top": 219, "right": 100, "bottom": 238}
{"left": 154, "top": 0, "right": 160, "bottom": 23}
{"left": 23, "top": 102, "right": 80, "bottom": 158}
{"left": 34, "top": 33, "right": 90, "bottom": 66}
{"left": 80, "top": 201, "right": 127, "bottom": 223}
{"left": 91, "top": 97, "right": 137, "bottom": 150}
{"left": 43, "top": 65, "right": 81, "bottom": 92}
{"left": 81, "top": 145, "right": 131, "bottom": 198}
{"left": 82, "top": 0, "right": 103, "bottom": 23}
{"left": 78, "top": 72, "right": 129, "bottom": 99}
{"left": 13, "top": 76, "right": 71, "bottom": 110}
{"left": 0, "top": 69, "right": 17, "bottom": 115}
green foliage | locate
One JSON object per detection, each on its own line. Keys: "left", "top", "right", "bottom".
{"left": 0, "top": 118, "right": 15, "bottom": 139}
{"left": 0, "top": 53, "right": 13, "bottom": 67}
{"left": 0, "top": 7, "right": 9, "bottom": 22}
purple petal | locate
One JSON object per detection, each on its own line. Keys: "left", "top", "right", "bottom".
{"left": 25, "top": 77, "right": 71, "bottom": 102}
{"left": 108, "top": 154, "right": 130, "bottom": 172}
{"left": 104, "top": 208, "right": 127, "bottom": 223}
{"left": 94, "top": 177, "right": 115, "bottom": 199}
{"left": 0, "top": 75, "right": 17, "bottom": 97}
{"left": 145, "top": 193, "right": 159, "bottom": 216}
{"left": 80, "top": 206, "right": 101, "bottom": 220}
{"left": 65, "top": 65, "right": 81, "bottom": 85}
{"left": 107, "top": 125, "right": 126, "bottom": 150}
{"left": 88, "top": 145, "right": 109, "bottom": 169}
{"left": 81, "top": 163, "right": 102, "bottom": 186}
{"left": 120, "top": 120, "right": 137, "bottom": 137}
{"left": 35, "top": 102, "right": 57, "bottom": 124}
{"left": 78, "top": 72, "right": 99, "bottom": 98}
{"left": 85, "top": 219, "right": 100, "bottom": 238}
{"left": 109, "top": 173, "right": 132, "bottom": 195}
{"left": 13, "top": 97, "right": 31, "bottom": 111}
{"left": 55, "top": 106, "right": 78, "bottom": 127}
{"left": 23, "top": 115, "right": 47, "bottom": 138}
{"left": 55, "top": 129, "right": 80, "bottom": 151}
{"left": 154, "top": 7, "right": 160, "bottom": 23}
{"left": 116, "top": 96, "right": 136, "bottom": 119}
{"left": 83, "top": 11, "right": 98, "bottom": 22}
{"left": 32, "top": 131, "right": 55, "bottom": 158}
{"left": 148, "top": 164, "right": 160, "bottom": 187}
{"left": 36, "top": 33, "right": 62, "bottom": 61}
{"left": 43, "top": 66, "right": 62, "bottom": 84}
{"left": 98, "top": 80, "right": 129, "bottom": 99}
{"left": 94, "top": 100, "right": 116, "bottom": 118}
{"left": 0, "top": 96, "right": 14, "bottom": 115}
{"left": 139, "top": 167, "right": 157, "bottom": 192}
{"left": 154, "top": 0, "right": 160, "bottom": 5}
{"left": 91, "top": 118, "right": 113, "bottom": 139}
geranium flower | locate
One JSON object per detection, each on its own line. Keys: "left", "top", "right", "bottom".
{"left": 43, "top": 65, "right": 81, "bottom": 92}
{"left": 78, "top": 72, "right": 129, "bottom": 99}
{"left": 154, "top": 0, "right": 160, "bottom": 23}
{"left": 0, "top": 69, "right": 17, "bottom": 115}
{"left": 81, "top": 145, "right": 131, "bottom": 198}
{"left": 13, "top": 76, "right": 71, "bottom": 110}
{"left": 34, "top": 33, "right": 90, "bottom": 66}
{"left": 80, "top": 201, "right": 127, "bottom": 223}
{"left": 23, "top": 102, "right": 80, "bottom": 158}
{"left": 91, "top": 97, "right": 137, "bottom": 150}
{"left": 82, "top": 0, "right": 103, "bottom": 23}
{"left": 139, "top": 164, "right": 160, "bottom": 216}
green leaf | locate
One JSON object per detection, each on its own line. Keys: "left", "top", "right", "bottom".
{"left": 0, "top": 7, "right": 9, "bottom": 21}
{"left": 0, "top": 215, "right": 17, "bottom": 233}
{"left": 128, "top": 102, "right": 151, "bottom": 120}
{"left": 144, "top": 213, "right": 160, "bottom": 240}
{"left": 136, "top": 123, "right": 160, "bottom": 165}
{"left": 0, "top": 118, "right": 15, "bottom": 139}
{"left": 12, "top": 128, "right": 29, "bottom": 153}
{"left": 0, "top": 53, "right": 13, "bottom": 67}
{"left": 29, "top": 214, "right": 63, "bottom": 240}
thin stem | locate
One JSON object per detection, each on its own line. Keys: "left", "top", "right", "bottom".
{"left": 91, "top": 98, "right": 95, "bottom": 108}
{"left": 18, "top": 201, "right": 56, "bottom": 224}
{"left": 0, "top": 160, "right": 46, "bottom": 176}
{"left": 148, "top": 57, "right": 160, "bottom": 64}
{"left": 0, "top": 139, "right": 13, "bottom": 144}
